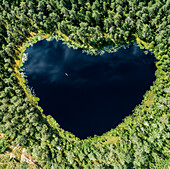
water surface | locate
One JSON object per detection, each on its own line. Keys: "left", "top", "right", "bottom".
{"left": 23, "top": 40, "right": 156, "bottom": 139}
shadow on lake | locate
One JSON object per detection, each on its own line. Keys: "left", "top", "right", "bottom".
{"left": 23, "top": 40, "right": 156, "bottom": 139}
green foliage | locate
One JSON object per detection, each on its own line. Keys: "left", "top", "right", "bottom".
{"left": 0, "top": 138, "right": 9, "bottom": 153}
{"left": 18, "top": 161, "right": 28, "bottom": 169}
{"left": 0, "top": 0, "right": 169, "bottom": 168}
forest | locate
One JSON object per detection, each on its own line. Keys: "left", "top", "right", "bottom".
{"left": 0, "top": 0, "right": 169, "bottom": 168}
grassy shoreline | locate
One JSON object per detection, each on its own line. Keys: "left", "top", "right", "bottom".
{"left": 11, "top": 28, "right": 160, "bottom": 145}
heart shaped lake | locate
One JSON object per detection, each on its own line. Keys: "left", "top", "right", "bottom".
{"left": 22, "top": 40, "right": 156, "bottom": 139}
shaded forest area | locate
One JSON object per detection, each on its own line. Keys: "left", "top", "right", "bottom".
{"left": 0, "top": 0, "right": 169, "bottom": 168}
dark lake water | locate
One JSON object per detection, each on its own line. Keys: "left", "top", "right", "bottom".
{"left": 22, "top": 39, "right": 156, "bottom": 139}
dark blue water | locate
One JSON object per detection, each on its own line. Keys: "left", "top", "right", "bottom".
{"left": 23, "top": 40, "right": 156, "bottom": 139}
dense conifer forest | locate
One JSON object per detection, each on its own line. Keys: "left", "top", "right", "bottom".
{"left": 0, "top": 0, "right": 169, "bottom": 168}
